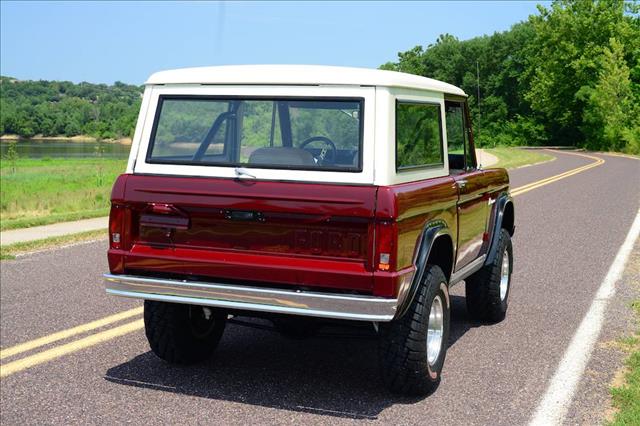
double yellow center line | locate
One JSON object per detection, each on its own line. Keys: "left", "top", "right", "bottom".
{"left": 0, "top": 308, "right": 144, "bottom": 378}
{"left": 511, "top": 151, "right": 605, "bottom": 197}
{"left": 0, "top": 150, "right": 606, "bottom": 379}
{"left": 0, "top": 307, "right": 143, "bottom": 361}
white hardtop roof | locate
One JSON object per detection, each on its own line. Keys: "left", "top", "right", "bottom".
{"left": 145, "top": 65, "right": 466, "bottom": 96}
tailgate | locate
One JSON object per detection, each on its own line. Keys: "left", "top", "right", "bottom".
{"left": 118, "top": 175, "right": 377, "bottom": 292}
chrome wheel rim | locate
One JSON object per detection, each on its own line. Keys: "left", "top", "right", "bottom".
{"left": 427, "top": 295, "right": 444, "bottom": 365}
{"left": 500, "top": 248, "right": 510, "bottom": 301}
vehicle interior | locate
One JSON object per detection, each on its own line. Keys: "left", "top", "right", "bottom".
{"left": 147, "top": 97, "right": 362, "bottom": 171}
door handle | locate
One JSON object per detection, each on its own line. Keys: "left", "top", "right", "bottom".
{"left": 235, "top": 167, "right": 256, "bottom": 179}
{"left": 457, "top": 179, "right": 467, "bottom": 188}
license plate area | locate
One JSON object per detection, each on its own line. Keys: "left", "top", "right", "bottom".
{"left": 224, "top": 210, "right": 265, "bottom": 222}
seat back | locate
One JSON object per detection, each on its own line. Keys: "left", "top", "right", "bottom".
{"left": 249, "top": 147, "right": 315, "bottom": 166}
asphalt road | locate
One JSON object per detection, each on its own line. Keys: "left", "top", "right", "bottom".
{"left": 1, "top": 150, "right": 639, "bottom": 425}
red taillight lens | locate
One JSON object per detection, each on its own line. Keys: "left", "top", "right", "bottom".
{"left": 109, "top": 204, "right": 125, "bottom": 250}
{"left": 375, "top": 221, "right": 396, "bottom": 271}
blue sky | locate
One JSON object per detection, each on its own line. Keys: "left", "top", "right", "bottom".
{"left": 1, "top": 1, "right": 547, "bottom": 85}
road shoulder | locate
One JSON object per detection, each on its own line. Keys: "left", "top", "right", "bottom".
{"left": 0, "top": 217, "right": 107, "bottom": 246}
{"left": 565, "top": 239, "right": 640, "bottom": 424}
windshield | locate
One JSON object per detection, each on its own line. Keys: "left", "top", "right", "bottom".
{"left": 146, "top": 96, "right": 363, "bottom": 171}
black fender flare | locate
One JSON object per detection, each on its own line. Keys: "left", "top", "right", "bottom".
{"left": 395, "top": 221, "right": 454, "bottom": 319}
{"left": 485, "top": 194, "right": 514, "bottom": 266}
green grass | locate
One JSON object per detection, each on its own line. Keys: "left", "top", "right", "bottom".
{"left": 483, "top": 147, "right": 554, "bottom": 170}
{"left": 0, "top": 228, "right": 107, "bottom": 260}
{"left": 0, "top": 147, "right": 555, "bottom": 231}
{"left": 609, "top": 300, "right": 640, "bottom": 425}
{"left": 0, "top": 157, "right": 126, "bottom": 231}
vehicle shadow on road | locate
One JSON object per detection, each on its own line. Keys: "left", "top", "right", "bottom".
{"left": 105, "top": 295, "right": 484, "bottom": 419}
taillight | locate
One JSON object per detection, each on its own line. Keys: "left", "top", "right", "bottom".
{"left": 375, "top": 221, "right": 396, "bottom": 271}
{"left": 109, "top": 204, "right": 125, "bottom": 250}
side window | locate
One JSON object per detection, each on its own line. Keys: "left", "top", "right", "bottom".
{"left": 445, "top": 101, "right": 466, "bottom": 171}
{"left": 445, "top": 100, "right": 476, "bottom": 171}
{"left": 463, "top": 103, "right": 476, "bottom": 169}
{"left": 396, "top": 101, "right": 444, "bottom": 170}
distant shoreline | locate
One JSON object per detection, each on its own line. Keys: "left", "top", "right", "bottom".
{"left": 0, "top": 134, "right": 132, "bottom": 145}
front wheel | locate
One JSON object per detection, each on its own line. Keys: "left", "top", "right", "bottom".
{"left": 379, "top": 264, "right": 450, "bottom": 395}
{"left": 144, "top": 301, "right": 227, "bottom": 364}
{"left": 465, "top": 228, "right": 513, "bottom": 322}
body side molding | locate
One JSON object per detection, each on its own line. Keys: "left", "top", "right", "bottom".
{"left": 450, "top": 254, "right": 487, "bottom": 285}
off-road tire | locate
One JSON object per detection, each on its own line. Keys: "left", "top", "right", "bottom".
{"left": 379, "top": 265, "right": 450, "bottom": 395}
{"left": 144, "top": 300, "right": 227, "bottom": 364}
{"left": 465, "top": 228, "right": 513, "bottom": 322}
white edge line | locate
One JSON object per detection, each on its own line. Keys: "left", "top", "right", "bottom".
{"left": 295, "top": 405, "right": 377, "bottom": 419}
{"left": 529, "top": 208, "right": 640, "bottom": 426}
{"left": 104, "top": 375, "right": 178, "bottom": 390}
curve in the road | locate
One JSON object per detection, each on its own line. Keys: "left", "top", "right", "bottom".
{"left": 511, "top": 150, "right": 604, "bottom": 197}
{"left": 1, "top": 149, "right": 637, "bottom": 426}
{"left": 0, "top": 150, "right": 612, "bottom": 380}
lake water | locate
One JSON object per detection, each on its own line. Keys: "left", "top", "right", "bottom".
{"left": 0, "top": 139, "right": 131, "bottom": 159}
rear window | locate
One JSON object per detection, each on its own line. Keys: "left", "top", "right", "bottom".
{"left": 395, "top": 101, "right": 444, "bottom": 170}
{"left": 147, "top": 96, "right": 363, "bottom": 171}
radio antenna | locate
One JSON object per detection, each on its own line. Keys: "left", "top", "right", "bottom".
{"left": 476, "top": 60, "right": 481, "bottom": 143}
{"left": 476, "top": 60, "right": 483, "bottom": 168}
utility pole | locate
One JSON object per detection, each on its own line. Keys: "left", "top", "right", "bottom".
{"left": 476, "top": 60, "right": 481, "bottom": 146}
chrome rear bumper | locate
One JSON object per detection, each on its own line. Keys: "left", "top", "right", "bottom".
{"left": 104, "top": 274, "right": 397, "bottom": 322}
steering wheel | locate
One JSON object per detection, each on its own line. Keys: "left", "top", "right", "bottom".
{"left": 299, "top": 136, "right": 337, "bottom": 166}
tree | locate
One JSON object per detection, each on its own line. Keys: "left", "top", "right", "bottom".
{"left": 380, "top": 0, "right": 639, "bottom": 153}
{"left": 0, "top": 76, "right": 143, "bottom": 139}
{"left": 380, "top": 27, "right": 537, "bottom": 146}
{"left": 581, "top": 38, "right": 640, "bottom": 153}
{"left": 524, "top": 0, "right": 640, "bottom": 147}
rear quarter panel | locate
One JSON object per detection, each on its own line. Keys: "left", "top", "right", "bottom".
{"left": 374, "top": 176, "right": 458, "bottom": 296}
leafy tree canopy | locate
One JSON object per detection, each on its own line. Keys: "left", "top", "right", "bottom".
{"left": 382, "top": 0, "right": 640, "bottom": 154}
{"left": 0, "top": 77, "right": 142, "bottom": 139}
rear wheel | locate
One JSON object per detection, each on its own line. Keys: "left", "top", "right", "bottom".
{"left": 144, "top": 301, "right": 227, "bottom": 364}
{"left": 379, "top": 264, "right": 450, "bottom": 395}
{"left": 465, "top": 228, "right": 513, "bottom": 322}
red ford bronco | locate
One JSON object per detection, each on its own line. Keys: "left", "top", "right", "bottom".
{"left": 104, "top": 65, "right": 514, "bottom": 395}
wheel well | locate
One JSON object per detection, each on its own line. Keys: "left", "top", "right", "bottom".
{"left": 426, "top": 234, "right": 454, "bottom": 282}
{"left": 502, "top": 202, "right": 514, "bottom": 236}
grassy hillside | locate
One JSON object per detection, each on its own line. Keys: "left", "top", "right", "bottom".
{"left": 0, "top": 157, "right": 127, "bottom": 230}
